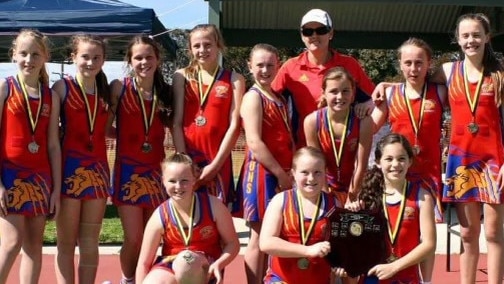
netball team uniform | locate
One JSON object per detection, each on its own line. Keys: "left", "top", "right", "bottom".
{"left": 1, "top": 76, "right": 53, "bottom": 216}
{"left": 112, "top": 77, "right": 167, "bottom": 208}
{"left": 272, "top": 50, "right": 375, "bottom": 148}
{"left": 60, "top": 77, "right": 110, "bottom": 200}
{"left": 238, "top": 86, "right": 293, "bottom": 222}
{"left": 152, "top": 192, "right": 222, "bottom": 273}
{"left": 316, "top": 107, "right": 360, "bottom": 205}
{"left": 264, "top": 189, "right": 335, "bottom": 284}
{"left": 443, "top": 61, "right": 504, "bottom": 203}
{"left": 183, "top": 69, "right": 239, "bottom": 213}
{"left": 387, "top": 83, "right": 444, "bottom": 220}
{"left": 381, "top": 182, "right": 422, "bottom": 284}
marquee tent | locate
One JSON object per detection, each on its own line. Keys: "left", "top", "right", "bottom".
{"left": 0, "top": 0, "right": 178, "bottom": 62}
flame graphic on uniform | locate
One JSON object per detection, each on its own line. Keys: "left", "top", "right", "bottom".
{"left": 8, "top": 178, "right": 46, "bottom": 210}
{"left": 122, "top": 174, "right": 159, "bottom": 202}
{"left": 65, "top": 166, "right": 107, "bottom": 196}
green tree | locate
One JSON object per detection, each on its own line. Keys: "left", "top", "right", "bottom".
{"left": 344, "top": 49, "right": 398, "bottom": 83}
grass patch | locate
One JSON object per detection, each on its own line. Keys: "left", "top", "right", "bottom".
{"left": 43, "top": 205, "right": 123, "bottom": 245}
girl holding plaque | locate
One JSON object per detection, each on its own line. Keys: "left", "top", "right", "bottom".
{"left": 357, "top": 133, "right": 436, "bottom": 283}
{"left": 304, "top": 67, "right": 373, "bottom": 210}
{"left": 172, "top": 24, "right": 245, "bottom": 216}
{"left": 373, "top": 14, "right": 504, "bottom": 284}
{"left": 136, "top": 153, "right": 239, "bottom": 284}
{"left": 260, "top": 147, "right": 335, "bottom": 284}
{"left": 0, "top": 29, "right": 61, "bottom": 283}
{"left": 370, "top": 38, "right": 447, "bottom": 283}
{"left": 238, "top": 43, "right": 294, "bottom": 283}
{"left": 52, "top": 34, "right": 111, "bottom": 284}
{"left": 108, "top": 35, "right": 173, "bottom": 284}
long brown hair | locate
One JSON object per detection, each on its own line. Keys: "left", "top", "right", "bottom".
{"left": 70, "top": 33, "right": 111, "bottom": 104}
{"left": 454, "top": 13, "right": 504, "bottom": 106}
{"left": 359, "top": 133, "right": 414, "bottom": 210}
{"left": 125, "top": 35, "right": 173, "bottom": 123}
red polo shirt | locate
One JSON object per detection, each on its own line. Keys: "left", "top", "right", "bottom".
{"left": 272, "top": 50, "right": 375, "bottom": 148}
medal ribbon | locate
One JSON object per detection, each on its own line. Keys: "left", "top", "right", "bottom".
{"left": 253, "top": 83, "right": 291, "bottom": 134}
{"left": 197, "top": 66, "right": 220, "bottom": 109}
{"left": 76, "top": 77, "right": 98, "bottom": 137}
{"left": 382, "top": 181, "right": 408, "bottom": 246}
{"left": 170, "top": 194, "right": 196, "bottom": 246}
{"left": 296, "top": 190, "right": 322, "bottom": 245}
{"left": 134, "top": 78, "right": 158, "bottom": 140}
{"left": 403, "top": 83, "right": 427, "bottom": 140}
{"left": 17, "top": 75, "right": 42, "bottom": 136}
{"left": 463, "top": 61, "right": 484, "bottom": 117}
{"left": 327, "top": 109, "right": 350, "bottom": 168}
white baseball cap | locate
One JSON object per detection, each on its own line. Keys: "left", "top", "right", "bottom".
{"left": 300, "top": 9, "right": 332, "bottom": 28}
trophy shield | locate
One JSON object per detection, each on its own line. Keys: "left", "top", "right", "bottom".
{"left": 325, "top": 207, "right": 388, "bottom": 277}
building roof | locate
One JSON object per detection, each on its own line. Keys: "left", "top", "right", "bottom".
{"left": 211, "top": 0, "right": 504, "bottom": 51}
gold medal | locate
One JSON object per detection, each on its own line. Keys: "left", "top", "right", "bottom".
{"left": 412, "top": 144, "right": 421, "bottom": 155}
{"left": 463, "top": 62, "right": 484, "bottom": 135}
{"left": 195, "top": 115, "right": 207, "bottom": 127}
{"left": 383, "top": 182, "right": 408, "bottom": 265}
{"left": 141, "top": 142, "right": 152, "bottom": 153}
{"left": 17, "top": 75, "right": 43, "bottom": 154}
{"left": 327, "top": 108, "right": 350, "bottom": 182}
{"left": 467, "top": 122, "right": 479, "bottom": 134}
{"left": 404, "top": 84, "right": 427, "bottom": 158}
{"left": 196, "top": 66, "right": 220, "bottom": 128}
{"left": 28, "top": 141, "right": 39, "bottom": 154}
{"left": 296, "top": 189, "right": 321, "bottom": 271}
{"left": 76, "top": 77, "right": 98, "bottom": 153}
{"left": 134, "top": 78, "right": 157, "bottom": 153}
{"left": 297, "top": 257, "right": 310, "bottom": 270}
{"left": 386, "top": 253, "right": 399, "bottom": 263}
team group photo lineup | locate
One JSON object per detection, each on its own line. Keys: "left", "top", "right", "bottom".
{"left": 0, "top": 4, "right": 504, "bottom": 284}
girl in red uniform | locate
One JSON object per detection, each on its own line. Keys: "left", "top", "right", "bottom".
{"left": 260, "top": 147, "right": 335, "bottom": 284}
{"left": 437, "top": 14, "right": 504, "bottom": 284}
{"left": 370, "top": 38, "right": 447, "bottom": 283}
{"left": 0, "top": 29, "right": 61, "bottom": 283}
{"left": 172, "top": 24, "right": 245, "bottom": 215}
{"left": 108, "top": 35, "right": 172, "bottom": 284}
{"left": 136, "top": 153, "right": 239, "bottom": 284}
{"left": 305, "top": 67, "right": 373, "bottom": 211}
{"left": 239, "top": 43, "right": 294, "bottom": 283}
{"left": 374, "top": 14, "right": 504, "bottom": 283}
{"left": 357, "top": 133, "right": 436, "bottom": 283}
{"left": 52, "top": 34, "right": 111, "bottom": 284}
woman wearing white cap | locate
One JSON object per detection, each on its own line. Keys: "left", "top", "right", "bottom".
{"left": 272, "top": 8, "right": 375, "bottom": 150}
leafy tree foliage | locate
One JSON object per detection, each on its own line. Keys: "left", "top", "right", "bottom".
{"left": 160, "top": 29, "right": 469, "bottom": 88}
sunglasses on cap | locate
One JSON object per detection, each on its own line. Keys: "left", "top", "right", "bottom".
{"left": 301, "top": 26, "right": 331, "bottom": 37}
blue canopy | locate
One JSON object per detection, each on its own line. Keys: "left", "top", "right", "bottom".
{"left": 0, "top": 0, "right": 178, "bottom": 61}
